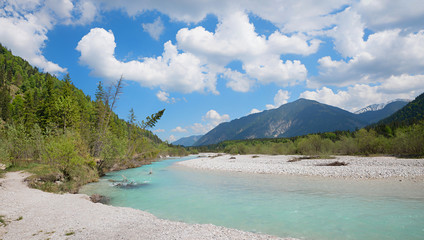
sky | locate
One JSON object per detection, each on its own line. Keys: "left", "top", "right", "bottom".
{"left": 1, "top": 0, "right": 424, "bottom": 142}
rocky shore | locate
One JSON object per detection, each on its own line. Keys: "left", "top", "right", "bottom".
{"left": 0, "top": 172, "right": 293, "bottom": 240}
{"left": 178, "top": 154, "right": 424, "bottom": 179}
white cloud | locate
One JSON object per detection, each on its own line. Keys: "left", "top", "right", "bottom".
{"left": 300, "top": 74, "right": 424, "bottom": 111}
{"left": 168, "top": 135, "right": 177, "bottom": 142}
{"left": 326, "top": 8, "right": 365, "bottom": 58}
{"left": 190, "top": 123, "right": 211, "bottom": 135}
{"left": 94, "top": 0, "right": 349, "bottom": 33}
{"left": 0, "top": 2, "right": 66, "bottom": 73}
{"left": 74, "top": 0, "right": 97, "bottom": 25}
{"left": 0, "top": 0, "right": 99, "bottom": 74}
{"left": 353, "top": 0, "right": 424, "bottom": 32}
{"left": 76, "top": 28, "right": 217, "bottom": 94}
{"left": 153, "top": 129, "right": 165, "bottom": 133}
{"left": 176, "top": 11, "right": 312, "bottom": 87}
{"left": 266, "top": 89, "right": 290, "bottom": 109}
{"left": 156, "top": 90, "right": 169, "bottom": 102}
{"left": 203, "top": 109, "right": 230, "bottom": 126}
{"left": 45, "top": 0, "right": 74, "bottom": 19}
{"left": 249, "top": 108, "right": 261, "bottom": 114}
{"left": 223, "top": 69, "right": 254, "bottom": 92}
{"left": 172, "top": 126, "right": 187, "bottom": 133}
{"left": 142, "top": 17, "right": 164, "bottom": 40}
{"left": 314, "top": 29, "right": 424, "bottom": 87}
{"left": 190, "top": 109, "right": 230, "bottom": 134}
{"left": 156, "top": 90, "right": 176, "bottom": 103}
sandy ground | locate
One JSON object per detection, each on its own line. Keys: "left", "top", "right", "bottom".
{"left": 0, "top": 171, "right": 292, "bottom": 240}
{"left": 178, "top": 154, "right": 424, "bottom": 179}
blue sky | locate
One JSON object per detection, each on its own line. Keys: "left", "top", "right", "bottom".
{"left": 1, "top": 0, "right": 424, "bottom": 142}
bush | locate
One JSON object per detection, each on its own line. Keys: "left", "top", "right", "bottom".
{"left": 392, "top": 124, "right": 424, "bottom": 156}
{"left": 296, "top": 135, "right": 333, "bottom": 155}
{"left": 334, "top": 136, "right": 358, "bottom": 155}
{"left": 42, "top": 130, "right": 89, "bottom": 180}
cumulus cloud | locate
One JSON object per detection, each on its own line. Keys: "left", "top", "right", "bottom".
{"left": 312, "top": 7, "right": 424, "bottom": 87}
{"left": 249, "top": 108, "right": 261, "bottom": 114}
{"left": 171, "top": 126, "right": 187, "bottom": 133}
{"left": 168, "top": 135, "right": 177, "bottom": 142}
{"left": 223, "top": 69, "right": 254, "bottom": 92}
{"left": 153, "top": 129, "right": 165, "bottom": 133}
{"left": 190, "top": 109, "right": 230, "bottom": 134}
{"left": 266, "top": 89, "right": 291, "bottom": 109}
{"left": 203, "top": 109, "right": 230, "bottom": 126}
{"left": 301, "top": 74, "right": 424, "bottom": 111}
{"left": 93, "top": 0, "right": 349, "bottom": 33}
{"left": 0, "top": 2, "right": 66, "bottom": 73}
{"left": 156, "top": 90, "right": 176, "bottom": 103}
{"left": 142, "top": 17, "right": 165, "bottom": 40}
{"left": 156, "top": 91, "right": 169, "bottom": 102}
{"left": 353, "top": 0, "right": 424, "bottom": 32}
{"left": 74, "top": 0, "right": 97, "bottom": 25}
{"left": 0, "top": 0, "right": 100, "bottom": 74}
{"left": 76, "top": 28, "right": 217, "bottom": 93}
{"left": 177, "top": 11, "right": 312, "bottom": 88}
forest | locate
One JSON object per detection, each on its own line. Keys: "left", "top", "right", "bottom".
{"left": 0, "top": 44, "right": 187, "bottom": 192}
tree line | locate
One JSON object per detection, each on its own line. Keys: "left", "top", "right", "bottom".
{"left": 192, "top": 122, "right": 424, "bottom": 157}
{"left": 0, "top": 44, "right": 187, "bottom": 192}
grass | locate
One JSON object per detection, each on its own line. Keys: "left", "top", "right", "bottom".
{"left": 0, "top": 215, "right": 6, "bottom": 227}
{"left": 65, "top": 231, "right": 75, "bottom": 236}
{"left": 15, "top": 216, "right": 23, "bottom": 221}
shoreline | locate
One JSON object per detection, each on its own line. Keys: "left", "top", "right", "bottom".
{"left": 0, "top": 171, "right": 290, "bottom": 240}
{"left": 178, "top": 154, "right": 424, "bottom": 180}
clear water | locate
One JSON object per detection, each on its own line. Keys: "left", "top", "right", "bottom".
{"left": 80, "top": 156, "right": 424, "bottom": 240}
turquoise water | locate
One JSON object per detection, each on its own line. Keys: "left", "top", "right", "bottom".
{"left": 80, "top": 156, "right": 424, "bottom": 240}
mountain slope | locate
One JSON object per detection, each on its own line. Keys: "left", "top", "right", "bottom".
{"left": 378, "top": 92, "right": 424, "bottom": 125}
{"left": 357, "top": 100, "right": 410, "bottom": 124}
{"left": 194, "top": 99, "right": 368, "bottom": 146}
{"left": 173, "top": 135, "right": 203, "bottom": 147}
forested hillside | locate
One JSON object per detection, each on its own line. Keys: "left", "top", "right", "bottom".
{"left": 0, "top": 44, "right": 186, "bottom": 192}
{"left": 377, "top": 92, "right": 424, "bottom": 126}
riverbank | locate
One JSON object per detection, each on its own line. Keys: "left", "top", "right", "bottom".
{"left": 0, "top": 171, "right": 291, "bottom": 240}
{"left": 178, "top": 154, "right": 424, "bottom": 179}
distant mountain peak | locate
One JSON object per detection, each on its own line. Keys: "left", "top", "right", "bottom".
{"left": 354, "top": 99, "right": 411, "bottom": 114}
{"left": 172, "top": 135, "right": 203, "bottom": 147}
{"left": 194, "top": 98, "right": 368, "bottom": 146}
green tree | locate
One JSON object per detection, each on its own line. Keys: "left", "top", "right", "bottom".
{"left": 54, "top": 96, "right": 79, "bottom": 131}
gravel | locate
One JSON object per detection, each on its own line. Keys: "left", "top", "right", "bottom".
{"left": 0, "top": 172, "right": 294, "bottom": 240}
{"left": 178, "top": 154, "right": 424, "bottom": 179}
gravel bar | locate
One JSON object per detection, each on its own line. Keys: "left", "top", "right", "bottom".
{"left": 178, "top": 154, "right": 424, "bottom": 179}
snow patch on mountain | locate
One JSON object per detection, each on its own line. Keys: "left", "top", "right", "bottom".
{"left": 354, "top": 99, "right": 411, "bottom": 114}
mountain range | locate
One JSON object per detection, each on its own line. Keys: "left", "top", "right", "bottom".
{"left": 172, "top": 135, "right": 203, "bottom": 147}
{"left": 193, "top": 98, "right": 410, "bottom": 146}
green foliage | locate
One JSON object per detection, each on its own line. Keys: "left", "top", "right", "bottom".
{"left": 0, "top": 43, "right": 186, "bottom": 193}
{"left": 0, "top": 215, "right": 6, "bottom": 227}
{"left": 141, "top": 109, "right": 165, "bottom": 129}
{"left": 42, "top": 131, "right": 88, "bottom": 180}
{"left": 194, "top": 121, "right": 424, "bottom": 157}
